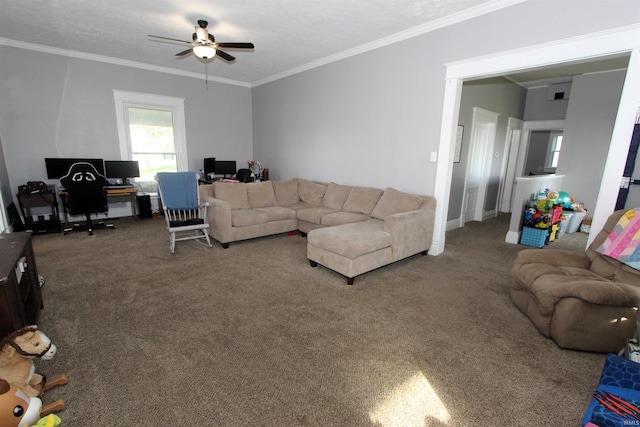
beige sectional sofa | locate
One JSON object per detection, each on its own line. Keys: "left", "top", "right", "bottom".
{"left": 198, "top": 178, "right": 436, "bottom": 284}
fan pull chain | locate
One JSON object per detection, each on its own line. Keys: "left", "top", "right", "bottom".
{"left": 205, "top": 62, "right": 209, "bottom": 90}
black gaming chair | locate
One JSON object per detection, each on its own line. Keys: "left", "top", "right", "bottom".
{"left": 60, "top": 162, "right": 114, "bottom": 235}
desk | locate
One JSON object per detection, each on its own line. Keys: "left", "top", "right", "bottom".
{"left": 58, "top": 187, "right": 138, "bottom": 225}
{"left": 16, "top": 185, "right": 61, "bottom": 234}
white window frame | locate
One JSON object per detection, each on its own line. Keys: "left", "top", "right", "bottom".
{"left": 113, "top": 90, "right": 188, "bottom": 172}
{"left": 544, "top": 131, "right": 563, "bottom": 172}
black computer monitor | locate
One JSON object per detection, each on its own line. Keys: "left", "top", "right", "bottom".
{"left": 215, "top": 160, "right": 237, "bottom": 177}
{"left": 203, "top": 158, "right": 216, "bottom": 176}
{"left": 104, "top": 160, "right": 140, "bottom": 185}
{"left": 45, "top": 158, "right": 105, "bottom": 179}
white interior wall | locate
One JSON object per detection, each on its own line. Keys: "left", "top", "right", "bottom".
{"left": 557, "top": 70, "right": 627, "bottom": 213}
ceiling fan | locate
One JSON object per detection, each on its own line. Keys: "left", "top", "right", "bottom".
{"left": 149, "top": 20, "right": 254, "bottom": 62}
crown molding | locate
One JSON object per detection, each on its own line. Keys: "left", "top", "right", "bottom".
{"left": 444, "top": 23, "right": 640, "bottom": 79}
{"left": 0, "top": 0, "right": 524, "bottom": 89}
{"left": 0, "top": 37, "right": 251, "bottom": 88}
{"left": 251, "top": 0, "right": 525, "bottom": 87}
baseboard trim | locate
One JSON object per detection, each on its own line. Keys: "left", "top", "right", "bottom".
{"left": 505, "top": 230, "right": 520, "bottom": 244}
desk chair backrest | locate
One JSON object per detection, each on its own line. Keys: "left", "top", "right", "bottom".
{"left": 60, "top": 162, "right": 109, "bottom": 216}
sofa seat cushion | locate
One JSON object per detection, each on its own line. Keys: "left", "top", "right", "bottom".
{"left": 297, "top": 207, "right": 339, "bottom": 224}
{"left": 308, "top": 219, "right": 391, "bottom": 259}
{"left": 320, "top": 211, "right": 370, "bottom": 227}
{"left": 280, "top": 201, "right": 316, "bottom": 212}
{"left": 231, "top": 209, "right": 269, "bottom": 227}
{"left": 255, "top": 206, "right": 297, "bottom": 221}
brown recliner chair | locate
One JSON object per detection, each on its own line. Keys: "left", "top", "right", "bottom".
{"left": 511, "top": 209, "right": 640, "bottom": 353}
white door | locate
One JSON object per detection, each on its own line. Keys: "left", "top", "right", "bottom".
{"left": 498, "top": 117, "right": 524, "bottom": 213}
{"left": 462, "top": 107, "right": 500, "bottom": 223}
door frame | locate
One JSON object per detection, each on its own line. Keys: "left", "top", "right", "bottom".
{"left": 497, "top": 117, "right": 523, "bottom": 213}
{"left": 461, "top": 107, "right": 500, "bottom": 224}
{"left": 431, "top": 25, "right": 640, "bottom": 255}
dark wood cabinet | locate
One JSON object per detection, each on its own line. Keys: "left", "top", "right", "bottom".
{"left": 0, "top": 232, "right": 43, "bottom": 339}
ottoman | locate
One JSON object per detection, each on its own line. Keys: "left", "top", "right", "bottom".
{"left": 307, "top": 219, "right": 393, "bottom": 285}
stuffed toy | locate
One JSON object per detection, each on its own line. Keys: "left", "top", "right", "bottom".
{"left": 0, "top": 326, "right": 58, "bottom": 397}
{"left": 23, "top": 414, "right": 61, "bottom": 427}
{"left": 0, "top": 377, "right": 42, "bottom": 427}
{"left": 0, "top": 377, "right": 63, "bottom": 427}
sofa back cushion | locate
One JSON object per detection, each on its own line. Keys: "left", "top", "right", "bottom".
{"left": 324, "top": 182, "right": 352, "bottom": 210}
{"left": 273, "top": 179, "right": 300, "bottom": 205}
{"left": 371, "top": 187, "right": 424, "bottom": 219}
{"left": 343, "top": 186, "right": 384, "bottom": 215}
{"left": 213, "top": 182, "right": 250, "bottom": 209}
{"left": 198, "top": 183, "right": 214, "bottom": 199}
{"left": 298, "top": 179, "right": 327, "bottom": 205}
{"left": 247, "top": 181, "right": 277, "bottom": 208}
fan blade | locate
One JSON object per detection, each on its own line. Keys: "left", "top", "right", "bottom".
{"left": 149, "top": 35, "right": 191, "bottom": 44}
{"left": 175, "top": 48, "right": 193, "bottom": 57}
{"left": 217, "top": 42, "right": 254, "bottom": 49}
{"left": 215, "top": 49, "right": 235, "bottom": 62}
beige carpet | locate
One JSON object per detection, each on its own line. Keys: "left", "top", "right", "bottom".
{"left": 30, "top": 213, "right": 603, "bottom": 426}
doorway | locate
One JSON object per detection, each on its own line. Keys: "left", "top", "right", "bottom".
{"left": 462, "top": 107, "right": 499, "bottom": 224}
{"left": 430, "top": 27, "right": 640, "bottom": 256}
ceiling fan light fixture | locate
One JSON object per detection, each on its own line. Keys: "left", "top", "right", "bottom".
{"left": 193, "top": 45, "right": 216, "bottom": 59}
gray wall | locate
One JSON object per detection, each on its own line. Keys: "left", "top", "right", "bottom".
{"left": 1, "top": 1, "right": 637, "bottom": 228}
{"left": 0, "top": 46, "right": 253, "bottom": 209}
{"left": 253, "top": 0, "right": 639, "bottom": 200}
{"left": 557, "top": 69, "right": 627, "bottom": 213}
{"left": 524, "top": 131, "right": 552, "bottom": 175}
{"left": 447, "top": 78, "right": 527, "bottom": 221}
{"left": 524, "top": 86, "right": 570, "bottom": 121}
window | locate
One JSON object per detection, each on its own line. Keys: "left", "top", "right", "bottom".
{"left": 127, "top": 107, "right": 176, "bottom": 181}
{"left": 113, "top": 91, "right": 188, "bottom": 190}
{"left": 545, "top": 132, "right": 563, "bottom": 171}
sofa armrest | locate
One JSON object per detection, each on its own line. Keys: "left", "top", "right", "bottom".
{"left": 384, "top": 209, "right": 434, "bottom": 260}
{"left": 201, "top": 196, "right": 232, "bottom": 243}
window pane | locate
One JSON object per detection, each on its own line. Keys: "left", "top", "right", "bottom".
{"left": 552, "top": 152, "right": 560, "bottom": 168}
{"left": 127, "top": 107, "right": 176, "bottom": 180}
{"left": 555, "top": 135, "right": 563, "bottom": 151}
{"left": 132, "top": 153, "right": 177, "bottom": 181}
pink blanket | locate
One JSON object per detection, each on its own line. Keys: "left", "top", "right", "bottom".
{"left": 595, "top": 209, "right": 640, "bottom": 270}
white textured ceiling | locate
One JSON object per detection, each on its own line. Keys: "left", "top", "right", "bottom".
{"left": 0, "top": 0, "right": 513, "bottom": 85}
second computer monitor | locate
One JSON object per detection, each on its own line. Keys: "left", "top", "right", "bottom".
{"left": 104, "top": 160, "right": 140, "bottom": 185}
{"left": 215, "top": 160, "right": 237, "bottom": 177}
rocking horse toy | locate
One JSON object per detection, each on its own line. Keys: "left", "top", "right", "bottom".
{"left": 0, "top": 378, "right": 62, "bottom": 427}
{"left": 0, "top": 326, "right": 67, "bottom": 422}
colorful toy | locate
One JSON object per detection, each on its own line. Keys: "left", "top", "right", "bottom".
{"left": 0, "top": 378, "right": 41, "bottom": 427}
{"left": 556, "top": 191, "right": 574, "bottom": 209}
{"left": 0, "top": 326, "right": 66, "bottom": 398}
{"left": 26, "top": 414, "right": 61, "bottom": 427}
{"left": 0, "top": 378, "right": 63, "bottom": 427}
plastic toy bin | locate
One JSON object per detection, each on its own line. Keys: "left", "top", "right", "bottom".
{"left": 520, "top": 227, "right": 549, "bottom": 248}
